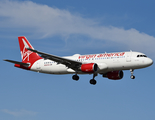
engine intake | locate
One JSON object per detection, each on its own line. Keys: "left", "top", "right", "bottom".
{"left": 103, "top": 70, "right": 124, "bottom": 80}
{"left": 81, "top": 63, "right": 98, "bottom": 73}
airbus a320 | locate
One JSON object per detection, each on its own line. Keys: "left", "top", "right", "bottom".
{"left": 4, "top": 36, "right": 153, "bottom": 85}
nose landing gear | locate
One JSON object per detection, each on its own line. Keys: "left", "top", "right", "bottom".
{"left": 130, "top": 69, "right": 135, "bottom": 79}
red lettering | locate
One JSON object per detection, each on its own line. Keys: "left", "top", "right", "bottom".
{"left": 107, "top": 54, "right": 111, "bottom": 57}
{"left": 115, "top": 53, "right": 119, "bottom": 56}
{"left": 110, "top": 53, "right": 115, "bottom": 57}
{"left": 78, "top": 52, "right": 125, "bottom": 59}
{"left": 97, "top": 54, "right": 103, "bottom": 58}
{"left": 120, "top": 52, "right": 125, "bottom": 56}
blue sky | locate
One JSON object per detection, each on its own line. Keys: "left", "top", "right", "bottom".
{"left": 0, "top": 0, "right": 155, "bottom": 120}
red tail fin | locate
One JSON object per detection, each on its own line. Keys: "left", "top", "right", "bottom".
{"left": 18, "top": 36, "right": 42, "bottom": 64}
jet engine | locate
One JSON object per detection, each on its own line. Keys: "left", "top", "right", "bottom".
{"left": 103, "top": 70, "right": 124, "bottom": 80}
{"left": 81, "top": 63, "right": 98, "bottom": 73}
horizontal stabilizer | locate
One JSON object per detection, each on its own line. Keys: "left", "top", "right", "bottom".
{"left": 3, "top": 59, "right": 30, "bottom": 66}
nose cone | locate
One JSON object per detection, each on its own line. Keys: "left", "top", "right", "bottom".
{"left": 147, "top": 58, "right": 153, "bottom": 66}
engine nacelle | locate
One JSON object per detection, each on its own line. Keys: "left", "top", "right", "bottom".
{"left": 103, "top": 70, "right": 124, "bottom": 80}
{"left": 81, "top": 63, "right": 98, "bottom": 73}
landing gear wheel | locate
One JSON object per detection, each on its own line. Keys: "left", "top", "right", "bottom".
{"left": 90, "top": 79, "right": 97, "bottom": 85}
{"left": 130, "top": 69, "right": 135, "bottom": 79}
{"left": 131, "top": 75, "right": 135, "bottom": 79}
{"left": 72, "top": 75, "right": 79, "bottom": 81}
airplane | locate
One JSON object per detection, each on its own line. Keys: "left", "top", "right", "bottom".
{"left": 4, "top": 36, "right": 153, "bottom": 85}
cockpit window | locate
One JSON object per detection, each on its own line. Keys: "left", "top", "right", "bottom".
{"left": 137, "top": 55, "right": 147, "bottom": 57}
{"left": 143, "top": 55, "right": 147, "bottom": 57}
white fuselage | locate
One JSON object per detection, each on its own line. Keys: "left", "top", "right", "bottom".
{"left": 30, "top": 51, "right": 153, "bottom": 74}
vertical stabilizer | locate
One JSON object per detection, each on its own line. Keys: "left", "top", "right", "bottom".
{"left": 18, "top": 36, "right": 42, "bottom": 64}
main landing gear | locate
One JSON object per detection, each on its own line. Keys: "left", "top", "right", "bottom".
{"left": 130, "top": 69, "right": 135, "bottom": 79}
{"left": 72, "top": 73, "right": 97, "bottom": 85}
{"left": 72, "top": 74, "right": 79, "bottom": 81}
{"left": 89, "top": 73, "right": 97, "bottom": 85}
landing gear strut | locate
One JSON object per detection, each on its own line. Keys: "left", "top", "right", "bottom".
{"left": 130, "top": 69, "right": 135, "bottom": 79}
{"left": 89, "top": 73, "right": 97, "bottom": 85}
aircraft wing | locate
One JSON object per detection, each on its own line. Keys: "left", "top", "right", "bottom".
{"left": 27, "top": 48, "right": 82, "bottom": 70}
